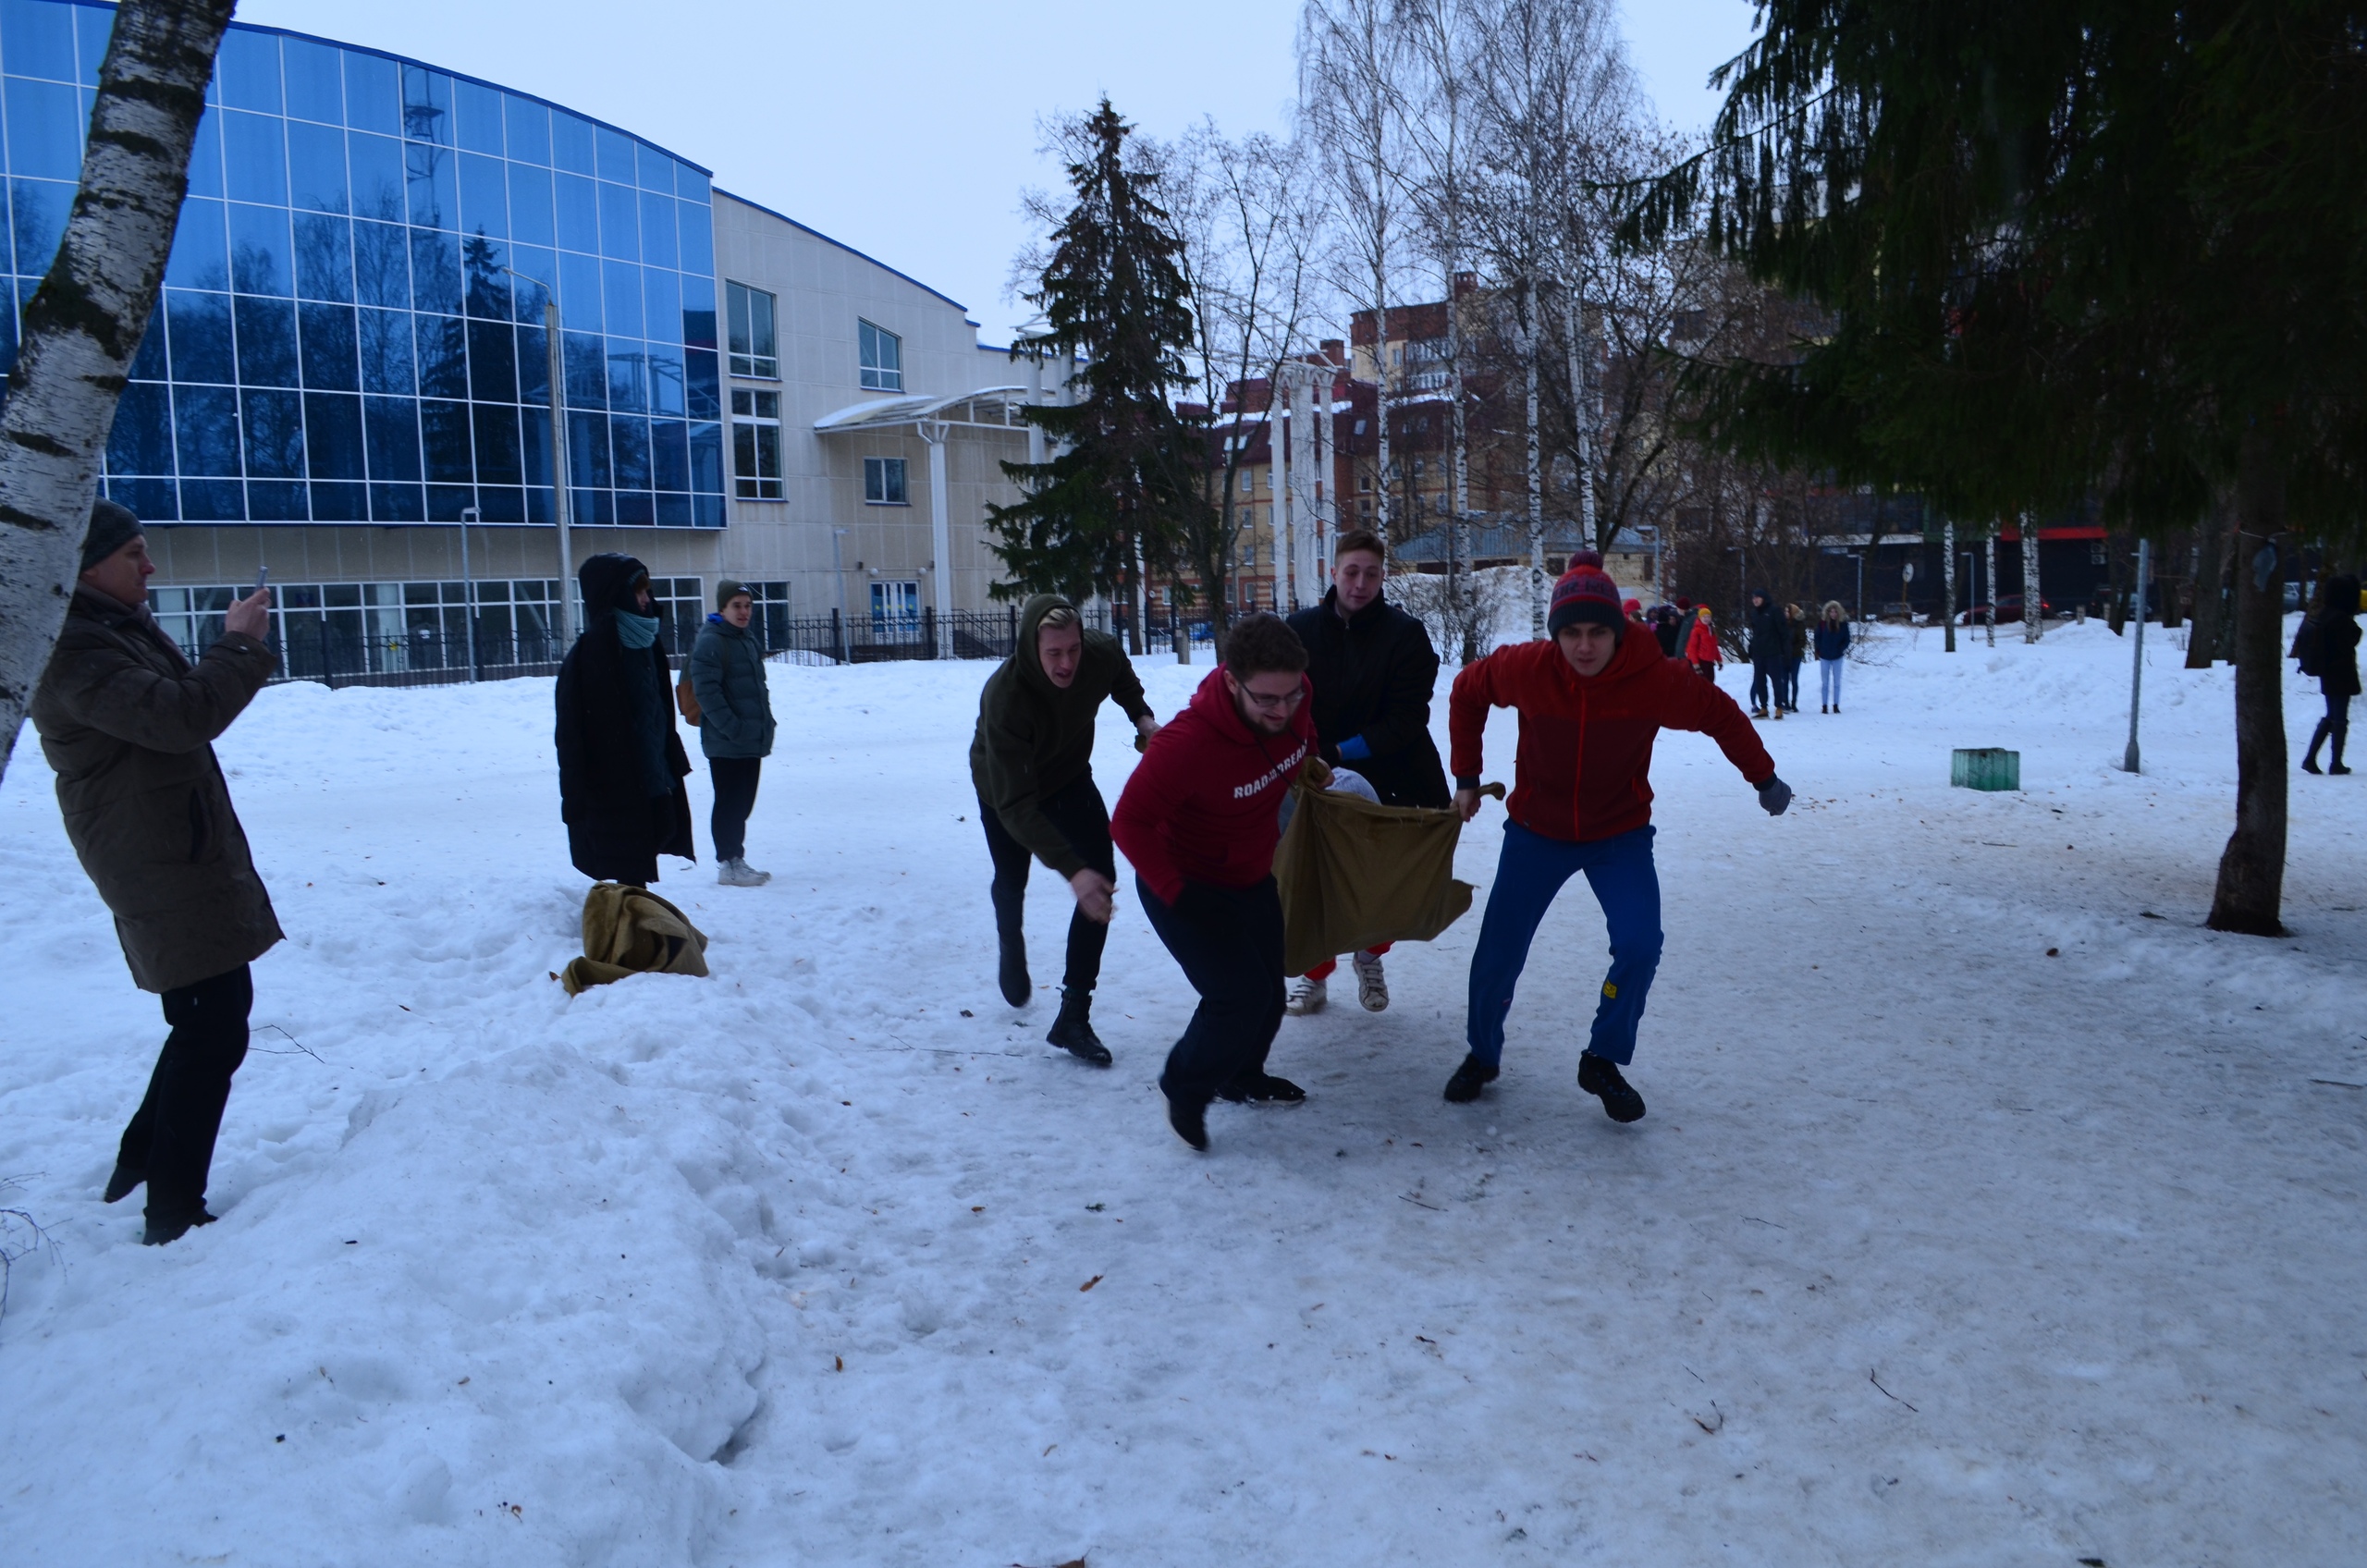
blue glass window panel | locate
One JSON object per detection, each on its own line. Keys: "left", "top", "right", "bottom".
{"left": 595, "top": 179, "right": 637, "bottom": 260}
{"left": 106, "top": 381, "right": 174, "bottom": 474}
{"left": 302, "top": 391, "right": 363, "bottom": 479}
{"left": 0, "top": 0, "right": 71, "bottom": 79}
{"left": 685, "top": 347, "right": 719, "bottom": 421}
{"left": 561, "top": 330, "right": 605, "bottom": 407}
{"left": 556, "top": 247, "right": 601, "bottom": 330}
{"left": 674, "top": 162, "right": 708, "bottom": 202}
{"left": 299, "top": 301, "right": 358, "bottom": 390}
{"left": 567, "top": 410, "right": 608, "bottom": 485}
{"left": 614, "top": 488, "right": 653, "bottom": 527}
{"left": 165, "top": 289, "right": 234, "bottom": 383}
{"left": 228, "top": 202, "right": 291, "bottom": 294}
{"left": 363, "top": 395, "right": 421, "bottom": 480}
{"left": 650, "top": 419, "right": 688, "bottom": 491}
{"left": 688, "top": 421, "right": 723, "bottom": 492}
{"left": 70, "top": 0, "right": 104, "bottom": 83}
{"left": 633, "top": 141, "right": 670, "bottom": 192}
{"left": 554, "top": 171, "right": 596, "bottom": 252}
{"left": 6, "top": 77, "right": 83, "bottom": 178}
{"left": 693, "top": 492, "right": 723, "bottom": 527}
{"left": 110, "top": 477, "right": 177, "bottom": 521}
{"left": 234, "top": 295, "right": 298, "bottom": 386}
{"left": 457, "top": 153, "right": 507, "bottom": 238}
{"left": 595, "top": 125, "right": 634, "bottom": 184}
{"left": 506, "top": 241, "right": 556, "bottom": 323}
{"left": 180, "top": 477, "right": 244, "bottom": 519}
{"left": 519, "top": 405, "right": 552, "bottom": 484}
{"left": 248, "top": 479, "right": 308, "bottom": 521}
{"left": 358, "top": 306, "right": 412, "bottom": 393}
{"left": 474, "top": 484, "right": 523, "bottom": 523}
{"left": 284, "top": 37, "right": 342, "bottom": 123}
{"left": 311, "top": 480, "right": 364, "bottom": 521}
{"left": 414, "top": 314, "right": 466, "bottom": 398}
{"left": 405, "top": 142, "right": 454, "bottom": 228}
{"left": 128, "top": 300, "right": 167, "bottom": 381}
{"left": 426, "top": 484, "right": 473, "bottom": 522}
{"left": 606, "top": 338, "right": 645, "bottom": 412}
{"left": 292, "top": 213, "right": 353, "bottom": 302}
{"left": 610, "top": 414, "right": 650, "bottom": 488}
{"left": 347, "top": 130, "right": 402, "bottom": 221}
{"left": 601, "top": 261, "right": 642, "bottom": 337}
{"left": 678, "top": 203, "right": 714, "bottom": 278}
{"left": 420, "top": 398, "right": 472, "bottom": 482}
{"left": 454, "top": 79, "right": 502, "bottom": 153}
{"left": 174, "top": 384, "right": 241, "bottom": 474}
{"left": 352, "top": 219, "right": 409, "bottom": 307}
{"left": 0, "top": 279, "right": 15, "bottom": 378}
{"left": 184, "top": 105, "right": 224, "bottom": 198}
{"left": 551, "top": 110, "right": 594, "bottom": 175}
{"left": 214, "top": 28, "right": 280, "bottom": 112}
{"left": 370, "top": 483, "right": 424, "bottom": 521}
{"left": 409, "top": 227, "right": 460, "bottom": 312}
{"left": 504, "top": 94, "right": 550, "bottom": 165}
{"left": 637, "top": 192, "right": 678, "bottom": 269}
{"left": 472, "top": 402, "right": 521, "bottom": 483}
{"left": 461, "top": 234, "right": 509, "bottom": 319}
{"left": 342, "top": 50, "right": 398, "bottom": 136}
{"left": 655, "top": 491, "right": 691, "bottom": 526}
{"left": 10, "top": 176, "right": 70, "bottom": 276}
{"left": 515, "top": 323, "right": 550, "bottom": 405}
{"left": 508, "top": 165, "right": 553, "bottom": 247}
{"left": 400, "top": 65, "right": 449, "bottom": 145}
{"left": 288, "top": 121, "right": 347, "bottom": 213}
{"left": 646, "top": 340, "right": 685, "bottom": 416}
{"left": 641, "top": 268, "right": 680, "bottom": 348}
{"left": 221, "top": 110, "right": 286, "bottom": 204}
{"left": 240, "top": 387, "right": 304, "bottom": 477}
{"left": 681, "top": 272, "right": 717, "bottom": 349}
{"left": 574, "top": 487, "right": 612, "bottom": 525}
{"left": 466, "top": 317, "right": 515, "bottom": 402}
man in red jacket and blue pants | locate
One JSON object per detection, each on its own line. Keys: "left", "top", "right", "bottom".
{"left": 1112, "top": 614, "right": 1320, "bottom": 1151}
{"left": 1445, "top": 560, "right": 1791, "bottom": 1120}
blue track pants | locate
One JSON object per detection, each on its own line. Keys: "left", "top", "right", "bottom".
{"left": 1466, "top": 821, "right": 1662, "bottom": 1068}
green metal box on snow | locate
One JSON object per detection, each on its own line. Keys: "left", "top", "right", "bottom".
{"left": 1951, "top": 748, "right": 2020, "bottom": 791}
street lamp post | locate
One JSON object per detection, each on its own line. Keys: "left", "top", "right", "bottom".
{"left": 2123, "top": 538, "right": 2151, "bottom": 773}
{"left": 458, "top": 505, "right": 480, "bottom": 681}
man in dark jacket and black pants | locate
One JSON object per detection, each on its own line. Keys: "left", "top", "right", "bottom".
{"left": 1283, "top": 529, "right": 1449, "bottom": 1014}
{"left": 556, "top": 554, "right": 695, "bottom": 886}
{"left": 971, "top": 594, "right": 1158, "bottom": 1062}
{"left": 1746, "top": 589, "right": 1787, "bottom": 719}
{"left": 689, "top": 579, "right": 778, "bottom": 886}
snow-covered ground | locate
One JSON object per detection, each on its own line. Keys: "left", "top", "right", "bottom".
{"left": 3, "top": 619, "right": 2362, "bottom": 1566}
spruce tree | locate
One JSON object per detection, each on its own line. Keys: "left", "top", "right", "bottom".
{"left": 989, "top": 101, "right": 1209, "bottom": 648}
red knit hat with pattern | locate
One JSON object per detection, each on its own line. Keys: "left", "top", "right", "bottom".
{"left": 1548, "top": 564, "right": 1625, "bottom": 636}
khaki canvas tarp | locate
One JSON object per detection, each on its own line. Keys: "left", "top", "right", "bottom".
{"left": 560, "top": 882, "right": 711, "bottom": 995}
{"left": 1273, "top": 775, "right": 1475, "bottom": 975}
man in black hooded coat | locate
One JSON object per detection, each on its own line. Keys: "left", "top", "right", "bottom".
{"left": 1745, "top": 589, "right": 1787, "bottom": 718}
{"left": 556, "top": 553, "right": 695, "bottom": 884}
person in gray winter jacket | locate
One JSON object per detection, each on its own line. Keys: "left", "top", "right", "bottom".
{"left": 688, "top": 580, "right": 778, "bottom": 886}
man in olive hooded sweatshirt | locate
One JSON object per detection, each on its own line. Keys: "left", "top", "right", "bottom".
{"left": 971, "top": 594, "right": 1159, "bottom": 1061}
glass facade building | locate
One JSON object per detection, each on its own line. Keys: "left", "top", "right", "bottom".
{"left": 0, "top": 0, "right": 726, "bottom": 533}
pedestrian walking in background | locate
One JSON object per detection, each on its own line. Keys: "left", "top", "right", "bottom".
{"left": 1747, "top": 590, "right": 1787, "bottom": 718}
{"left": 688, "top": 580, "right": 777, "bottom": 887}
{"left": 1814, "top": 601, "right": 1851, "bottom": 713}
{"left": 1653, "top": 602, "right": 1684, "bottom": 659}
{"left": 1783, "top": 604, "right": 1809, "bottom": 714}
{"left": 2300, "top": 573, "right": 2361, "bottom": 775}
{"left": 31, "top": 502, "right": 283, "bottom": 1246}
{"left": 555, "top": 554, "right": 694, "bottom": 888}
{"left": 971, "top": 594, "right": 1158, "bottom": 1062}
{"left": 1685, "top": 604, "right": 1723, "bottom": 681}
{"left": 1443, "top": 562, "right": 1790, "bottom": 1121}
{"left": 1283, "top": 530, "right": 1449, "bottom": 1016}
{"left": 1111, "top": 614, "right": 1318, "bottom": 1151}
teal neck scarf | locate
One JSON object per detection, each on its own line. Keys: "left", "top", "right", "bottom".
{"left": 615, "top": 608, "right": 659, "bottom": 650}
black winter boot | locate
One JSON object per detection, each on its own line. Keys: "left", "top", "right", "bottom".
{"left": 141, "top": 1206, "right": 217, "bottom": 1246}
{"left": 997, "top": 930, "right": 1030, "bottom": 1008}
{"left": 1442, "top": 1054, "right": 1498, "bottom": 1103}
{"left": 1217, "top": 1071, "right": 1305, "bottom": 1104}
{"left": 1046, "top": 987, "right": 1111, "bottom": 1065}
{"left": 1166, "top": 1095, "right": 1210, "bottom": 1151}
{"left": 103, "top": 1164, "right": 144, "bottom": 1204}
{"left": 1577, "top": 1052, "right": 1647, "bottom": 1123}
{"left": 2303, "top": 720, "right": 2329, "bottom": 774}
{"left": 2332, "top": 727, "right": 2351, "bottom": 775}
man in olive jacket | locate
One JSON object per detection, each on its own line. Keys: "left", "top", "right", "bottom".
{"left": 969, "top": 594, "right": 1157, "bottom": 1062}
{"left": 30, "top": 501, "right": 283, "bottom": 1245}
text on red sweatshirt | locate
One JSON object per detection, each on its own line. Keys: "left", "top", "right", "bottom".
{"left": 1111, "top": 666, "right": 1318, "bottom": 903}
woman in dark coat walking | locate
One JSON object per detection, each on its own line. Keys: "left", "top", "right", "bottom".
{"left": 556, "top": 554, "right": 694, "bottom": 883}
{"left": 2302, "top": 573, "right": 2361, "bottom": 775}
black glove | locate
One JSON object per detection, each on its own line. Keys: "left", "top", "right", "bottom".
{"left": 1757, "top": 775, "right": 1793, "bottom": 816}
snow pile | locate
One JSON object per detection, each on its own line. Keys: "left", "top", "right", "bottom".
{"left": 1, "top": 619, "right": 2361, "bottom": 1564}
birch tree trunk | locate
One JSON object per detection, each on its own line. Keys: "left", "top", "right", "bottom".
{"left": 0, "top": 0, "right": 236, "bottom": 781}
{"left": 2021, "top": 513, "right": 2042, "bottom": 643}
{"left": 1372, "top": 297, "right": 1392, "bottom": 545}
{"left": 1984, "top": 527, "right": 1999, "bottom": 646}
{"left": 1524, "top": 278, "right": 1546, "bottom": 637}
{"left": 2206, "top": 440, "right": 2288, "bottom": 936}
{"left": 1942, "top": 519, "right": 1957, "bottom": 652}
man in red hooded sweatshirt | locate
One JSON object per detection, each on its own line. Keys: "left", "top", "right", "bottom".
{"left": 1444, "top": 559, "right": 1792, "bottom": 1121}
{"left": 1111, "top": 613, "right": 1320, "bottom": 1151}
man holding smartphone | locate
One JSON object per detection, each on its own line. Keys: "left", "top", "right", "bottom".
{"left": 31, "top": 501, "right": 283, "bottom": 1245}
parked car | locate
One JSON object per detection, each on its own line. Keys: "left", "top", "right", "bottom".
{"left": 1960, "top": 594, "right": 2052, "bottom": 623}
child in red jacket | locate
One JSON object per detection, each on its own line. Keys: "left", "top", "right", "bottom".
{"left": 1445, "top": 564, "right": 1792, "bottom": 1121}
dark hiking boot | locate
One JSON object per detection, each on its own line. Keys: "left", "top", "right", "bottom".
{"left": 1442, "top": 1054, "right": 1499, "bottom": 1103}
{"left": 141, "top": 1207, "right": 218, "bottom": 1246}
{"left": 1577, "top": 1053, "right": 1647, "bottom": 1123}
{"left": 1217, "top": 1072, "right": 1306, "bottom": 1104}
{"left": 1046, "top": 987, "right": 1111, "bottom": 1065}
{"left": 998, "top": 931, "right": 1030, "bottom": 1009}
{"left": 1166, "top": 1095, "right": 1210, "bottom": 1151}
{"left": 2303, "top": 755, "right": 2324, "bottom": 774}
{"left": 103, "top": 1164, "right": 144, "bottom": 1204}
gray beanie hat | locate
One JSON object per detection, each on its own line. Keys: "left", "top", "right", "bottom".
{"left": 81, "top": 498, "right": 143, "bottom": 572}
{"left": 715, "top": 578, "right": 751, "bottom": 609}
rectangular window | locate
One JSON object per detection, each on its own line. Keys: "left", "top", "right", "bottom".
{"left": 863, "top": 455, "right": 906, "bottom": 505}
{"left": 870, "top": 580, "right": 922, "bottom": 642}
{"left": 858, "top": 319, "right": 901, "bottom": 391}
{"left": 730, "top": 388, "right": 782, "bottom": 500}
{"left": 727, "top": 281, "right": 778, "bottom": 378}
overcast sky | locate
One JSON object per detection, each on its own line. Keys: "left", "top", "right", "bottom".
{"left": 240, "top": 1, "right": 1760, "bottom": 348}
